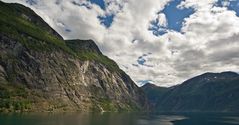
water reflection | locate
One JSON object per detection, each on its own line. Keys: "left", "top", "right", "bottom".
{"left": 0, "top": 112, "right": 238, "bottom": 125}
{"left": 220, "top": 116, "right": 239, "bottom": 124}
{"left": 137, "top": 115, "right": 187, "bottom": 125}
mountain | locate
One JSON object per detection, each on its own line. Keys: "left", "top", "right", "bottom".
{"left": 141, "top": 83, "right": 168, "bottom": 107}
{"left": 0, "top": 1, "right": 147, "bottom": 112}
{"left": 142, "top": 72, "right": 239, "bottom": 112}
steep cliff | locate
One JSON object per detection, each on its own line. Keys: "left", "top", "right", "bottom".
{"left": 0, "top": 1, "right": 147, "bottom": 112}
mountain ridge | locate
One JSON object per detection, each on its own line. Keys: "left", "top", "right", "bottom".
{"left": 142, "top": 71, "right": 239, "bottom": 112}
{"left": 0, "top": 1, "right": 148, "bottom": 112}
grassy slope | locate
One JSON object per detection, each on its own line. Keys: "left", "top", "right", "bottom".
{"left": 0, "top": 1, "right": 120, "bottom": 72}
{"left": 0, "top": 1, "right": 124, "bottom": 112}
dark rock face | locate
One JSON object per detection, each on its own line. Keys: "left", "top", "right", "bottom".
{"left": 0, "top": 1, "right": 147, "bottom": 112}
{"left": 142, "top": 72, "right": 239, "bottom": 112}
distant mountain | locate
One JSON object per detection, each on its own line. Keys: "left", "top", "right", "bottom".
{"left": 0, "top": 1, "right": 147, "bottom": 112}
{"left": 142, "top": 71, "right": 239, "bottom": 112}
{"left": 141, "top": 83, "right": 168, "bottom": 107}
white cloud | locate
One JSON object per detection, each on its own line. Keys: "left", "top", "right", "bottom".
{"left": 2, "top": 0, "right": 239, "bottom": 87}
{"left": 157, "top": 13, "right": 168, "bottom": 27}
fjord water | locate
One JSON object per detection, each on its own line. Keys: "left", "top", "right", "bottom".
{"left": 0, "top": 112, "right": 239, "bottom": 125}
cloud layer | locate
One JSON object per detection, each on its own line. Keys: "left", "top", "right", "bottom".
{"left": 2, "top": 0, "right": 239, "bottom": 86}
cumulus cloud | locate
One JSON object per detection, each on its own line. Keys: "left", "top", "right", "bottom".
{"left": 157, "top": 13, "right": 168, "bottom": 27}
{"left": 2, "top": 0, "right": 239, "bottom": 87}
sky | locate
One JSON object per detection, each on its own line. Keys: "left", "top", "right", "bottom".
{"left": 2, "top": 0, "right": 239, "bottom": 87}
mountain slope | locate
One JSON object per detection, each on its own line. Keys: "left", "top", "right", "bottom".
{"left": 0, "top": 1, "right": 147, "bottom": 112}
{"left": 142, "top": 72, "right": 239, "bottom": 112}
{"left": 141, "top": 83, "right": 168, "bottom": 107}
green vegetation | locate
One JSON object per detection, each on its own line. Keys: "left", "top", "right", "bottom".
{"left": 66, "top": 39, "right": 121, "bottom": 72}
{"left": 77, "top": 52, "right": 120, "bottom": 72}
{"left": 0, "top": 2, "right": 75, "bottom": 55}
{"left": 91, "top": 98, "right": 139, "bottom": 112}
{"left": 0, "top": 83, "right": 72, "bottom": 112}
{"left": 0, "top": 1, "right": 121, "bottom": 72}
{"left": 0, "top": 83, "right": 32, "bottom": 112}
{"left": 0, "top": 1, "right": 141, "bottom": 112}
{"left": 98, "top": 98, "right": 118, "bottom": 112}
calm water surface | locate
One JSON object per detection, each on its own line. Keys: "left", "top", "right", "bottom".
{"left": 0, "top": 112, "right": 239, "bottom": 125}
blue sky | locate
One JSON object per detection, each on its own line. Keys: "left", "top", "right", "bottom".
{"left": 90, "top": 0, "right": 105, "bottom": 10}
{"left": 90, "top": 0, "right": 116, "bottom": 28}
{"left": 149, "top": 0, "right": 195, "bottom": 36}
{"left": 98, "top": 14, "right": 115, "bottom": 28}
{"left": 91, "top": 0, "right": 195, "bottom": 32}
{"left": 216, "top": 0, "right": 239, "bottom": 16}
{"left": 149, "top": 0, "right": 239, "bottom": 37}
{"left": 89, "top": 0, "right": 198, "bottom": 35}
{"left": 5, "top": 0, "right": 239, "bottom": 86}
{"left": 86, "top": 0, "right": 239, "bottom": 86}
{"left": 90, "top": 0, "right": 239, "bottom": 34}
{"left": 161, "top": 0, "right": 194, "bottom": 32}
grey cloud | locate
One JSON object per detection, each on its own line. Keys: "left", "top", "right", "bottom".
{"left": 208, "top": 48, "right": 239, "bottom": 62}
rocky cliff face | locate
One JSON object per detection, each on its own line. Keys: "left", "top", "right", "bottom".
{"left": 0, "top": 1, "right": 147, "bottom": 112}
